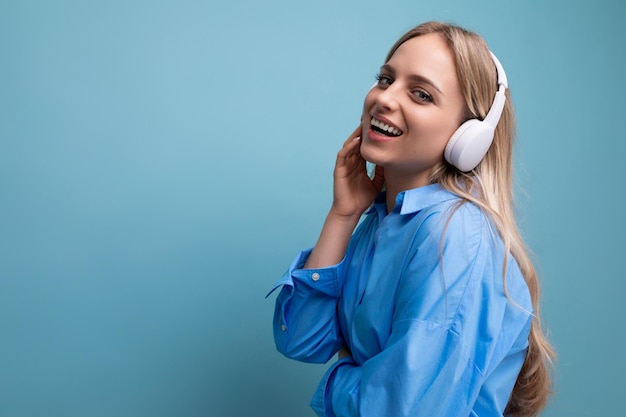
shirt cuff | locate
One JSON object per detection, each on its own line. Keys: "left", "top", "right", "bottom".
{"left": 310, "top": 357, "right": 355, "bottom": 417}
{"left": 266, "top": 248, "right": 347, "bottom": 298}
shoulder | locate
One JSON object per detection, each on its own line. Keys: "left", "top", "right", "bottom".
{"left": 393, "top": 198, "right": 495, "bottom": 326}
{"left": 410, "top": 197, "right": 487, "bottom": 258}
{"left": 400, "top": 184, "right": 487, "bottom": 240}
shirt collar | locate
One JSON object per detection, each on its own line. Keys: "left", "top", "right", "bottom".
{"left": 368, "top": 184, "right": 459, "bottom": 216}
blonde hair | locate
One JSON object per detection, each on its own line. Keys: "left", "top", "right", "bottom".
{"left": 385, "top": 22, "right": 555, "bottom": 416}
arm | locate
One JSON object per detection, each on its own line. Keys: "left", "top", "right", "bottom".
{"left": 271, "top": 125, "right": 384, "bottom": 362}
{"left": 305, "top": 125, "right": 384, "bottom": 269}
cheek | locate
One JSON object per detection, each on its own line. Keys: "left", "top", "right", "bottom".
{"left": 362, "top": 91, "right": 376, "bottom": 113}
{"left": 417, "top": 110, "right": 460, "bottom": 139}
{"left": 407, "top": 113, "right": 457, "bottom": 155}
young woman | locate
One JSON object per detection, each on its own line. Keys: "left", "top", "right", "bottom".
{"left": 269, "top": 21, "right": 554, "bottom": 417}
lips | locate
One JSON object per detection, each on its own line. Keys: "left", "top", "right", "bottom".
{"left": 370, "top": 115, "right": 403, "bottom": 137}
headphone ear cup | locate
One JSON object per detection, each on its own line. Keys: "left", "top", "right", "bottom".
{"left": 444, "top": 119, "right": 495, "bottom": 172}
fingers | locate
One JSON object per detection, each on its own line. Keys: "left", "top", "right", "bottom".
{"left": 336, "top": 137, "right": 364, "bottom": 172}
{"left": 342, "top": 124, "right": 363, "bottom": 147}
{"left": 371, "top": 164, "right": 385, "bottom": 191}
{"left": 335, "top": 125, "right": 366, "bottom": 177}
{"left": 339, "top": 134, "right": 361, "bottom": 156}
{"left": 338, "top": 124, "right": 365, "bottom": 157}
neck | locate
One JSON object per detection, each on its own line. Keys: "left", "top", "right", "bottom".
{"left": 383, "top": 169, "right": 432, "bottom": 213}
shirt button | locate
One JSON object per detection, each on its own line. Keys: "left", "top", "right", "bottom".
{"left": 281, "top": 324, "right": 287, "bottom": 332}
{"left": 311, "top": 272, "right": 320, "bottom": 281}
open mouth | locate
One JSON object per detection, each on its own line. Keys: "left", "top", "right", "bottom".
{"left": 370, "top": 117, "right": 403, "bottom": 137}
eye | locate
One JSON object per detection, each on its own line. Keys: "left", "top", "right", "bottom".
{"left": 375, "top": 73, "right": 393, "bottom": 86}
{"left": 412, "top": 89, "right": 433, "bottom": 103}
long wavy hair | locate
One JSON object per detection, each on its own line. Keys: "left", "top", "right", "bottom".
{"left": 384, "top": 22, "right": 555, "bottom": 416}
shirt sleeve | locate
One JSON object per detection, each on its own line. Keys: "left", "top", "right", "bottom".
{"left": 311, "top": 320, "right": 483, "bottom": 416}
{"left": 310, "top": 205, "right": 532, "bottom": 417}
{"left": 268, "top": 248, "right": 349, "bottom": 364}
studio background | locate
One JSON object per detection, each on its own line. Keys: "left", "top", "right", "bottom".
{"left": 1, "top": 0, "right": 623, "bottom": 416}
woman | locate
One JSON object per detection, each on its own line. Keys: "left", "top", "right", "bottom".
{"left": 269, "top": 21, "right": 554, "bottom": 417}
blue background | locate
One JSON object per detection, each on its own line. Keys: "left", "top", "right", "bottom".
{"left": 1, "top": 0, "right": 624, "bottom": 416}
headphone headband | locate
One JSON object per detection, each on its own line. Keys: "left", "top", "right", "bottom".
{"left": 489, "top": 51, "right": 508, "bottom": 89}
{"left": 483, "top": 51, "right": 508, "bottom": 128}
{"left": 444, "top": 50, "right": 509, "bottom": 172}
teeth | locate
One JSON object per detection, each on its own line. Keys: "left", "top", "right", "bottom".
{"left": 370, "top": 117, "right": 402, "bottom": 136}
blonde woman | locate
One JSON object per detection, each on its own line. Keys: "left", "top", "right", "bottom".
{"left": 269, "top": 21, "right": 554, "bottom": 417}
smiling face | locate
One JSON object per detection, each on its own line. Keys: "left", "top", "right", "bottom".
{"left": 360, "top": 33, "right": 467, "bottom": 187}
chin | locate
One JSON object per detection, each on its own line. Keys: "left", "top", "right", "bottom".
{"left": 359, "top": 140, "right": 386, "bottom": 166}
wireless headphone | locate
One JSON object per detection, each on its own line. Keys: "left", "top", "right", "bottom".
{"left": 444, "top": 51, "right": 508, "bottom": 172}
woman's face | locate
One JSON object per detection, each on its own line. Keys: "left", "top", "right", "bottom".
{"left": 360, "top": 33, "right": 466, "bottom": 185}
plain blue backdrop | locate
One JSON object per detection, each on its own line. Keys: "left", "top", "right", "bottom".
{"left": 1, "top": 0, "right": 624, "bottom": 416}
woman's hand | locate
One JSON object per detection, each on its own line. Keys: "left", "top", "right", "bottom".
{"left": 331, "top": 125, "right": 385, "bottom": 219}
{"left": 338, "top": 346, "right": 352, "bottom": 360}
{"left": 303, "top": 125, "right": 385, "bottom": 270}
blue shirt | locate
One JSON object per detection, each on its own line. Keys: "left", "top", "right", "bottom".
{"left": 269, "top": 184, "right": 532, "bottom": 417}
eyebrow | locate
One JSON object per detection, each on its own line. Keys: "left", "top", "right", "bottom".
{"left": 380, "top": 64, "right": 444, "bottom": 95}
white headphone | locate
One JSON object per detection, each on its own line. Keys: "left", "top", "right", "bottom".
{"left": 444, "top": 51, "right": 508, "bottom": 172}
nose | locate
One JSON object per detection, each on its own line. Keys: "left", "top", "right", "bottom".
{"left": 372, "top": 82, "right": 401, "bottom": 112}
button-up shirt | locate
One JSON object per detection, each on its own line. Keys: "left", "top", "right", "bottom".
{"left": 269, "top": 184, "right": 532, "bottom": 417}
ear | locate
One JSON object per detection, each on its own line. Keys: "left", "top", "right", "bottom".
{"left": 444, "top": 119, "right": 495, "bottom": 172}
